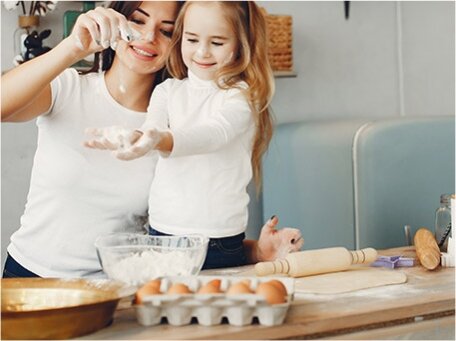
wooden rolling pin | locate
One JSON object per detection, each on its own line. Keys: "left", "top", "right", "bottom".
{"left": 255, "top": 247, "right": 377, "bottom": 277}
{"left": 414, "top": 227, "right": 440, "bottom": 270}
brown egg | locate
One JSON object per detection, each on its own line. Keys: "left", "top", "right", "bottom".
{"left": 266, "top": 279, "right": 288, "bottom": 297}
{"left": 256, "top": 282, "right": 286, "bottom": 304}
{"left": 167, "top": 282, "right": 193, "bottom": 295}
{"left": 197, "top": 279, "right": 223, "bottom": 294}
{"left": 226, "top": 281, "right": 254, "bottom": 295}
{"left": 135, "top": 279, "right": 162, "bottom": 304}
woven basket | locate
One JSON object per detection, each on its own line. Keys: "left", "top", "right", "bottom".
{"left": 263, "top": 10, "right": 293, "bottom": 72}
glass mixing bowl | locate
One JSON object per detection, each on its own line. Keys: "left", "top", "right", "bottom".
{"left": 95, "top": 233, "right": 209, "bottom": 286}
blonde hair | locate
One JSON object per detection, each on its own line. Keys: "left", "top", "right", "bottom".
{"left": 167, "top": 1, "right": 275, "bottom": 191}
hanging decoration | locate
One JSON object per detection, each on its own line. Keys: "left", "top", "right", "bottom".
{"left": 344, "top": 1, "right": 350, "bottom": 20}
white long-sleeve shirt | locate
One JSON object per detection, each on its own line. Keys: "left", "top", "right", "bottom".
{"left": 143, "top": 71, "right": 255, "bottom": 238}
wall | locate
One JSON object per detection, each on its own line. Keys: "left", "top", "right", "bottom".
{"left": 261, "top": 1, "right": 454, "bottom": 121}
{"left": 1, "top": 1, "right": 455, "bottom": 264}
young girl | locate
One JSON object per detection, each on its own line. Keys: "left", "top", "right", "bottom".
{"left": 86, "top": 1, "right": 304, "bottom": 269}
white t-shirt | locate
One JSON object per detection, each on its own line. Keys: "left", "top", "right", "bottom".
{"left": 143, "top": 71, "right": 255, "bottom": 238}
{"left": 7, "top": 68, "right": 157, "bottom": 278}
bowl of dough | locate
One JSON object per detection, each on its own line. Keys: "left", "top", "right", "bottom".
{"left": 95, "top": 233, "right": 209, "bottom": 286}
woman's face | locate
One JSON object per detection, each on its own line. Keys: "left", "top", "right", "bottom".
{"left": 115, "top": 1, "right": 179, "bottom": 75}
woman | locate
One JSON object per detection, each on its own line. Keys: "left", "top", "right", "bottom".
{"left": 1, "top": 1, "right": 302, "bottom": 278}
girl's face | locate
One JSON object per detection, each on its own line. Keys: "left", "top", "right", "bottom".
{"left": 181, "top": 2, "right": 237, "bottom": 81}
{"left": 115, "top": 1, "right": 179, "bottom": 75}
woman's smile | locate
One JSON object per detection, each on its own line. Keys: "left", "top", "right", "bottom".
{"left": 129, "top": 45, "right": 158, "bottom": 61}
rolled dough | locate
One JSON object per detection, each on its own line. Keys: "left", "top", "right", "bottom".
{"left": 294, "top": 267, "right": 407, "bottom": 294}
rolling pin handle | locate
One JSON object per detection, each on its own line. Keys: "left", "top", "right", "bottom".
{"left": 255, "top": 259, "right": 290, "bottom": 276}
{"left": 350, "top": 248, "right": 378, "bottom": 265}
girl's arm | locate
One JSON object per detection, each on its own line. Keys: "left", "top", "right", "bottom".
{"left": 165, "top": 90, "right": 252, "bottom": 156}
{"left": 108, "top": 88, "right": 251, "bottom": 159}
{"left": 1, "top": 7, "right": 130, "bottom": 122}
{"left": 85, "top": 88, "right": 250, "bottom": 159}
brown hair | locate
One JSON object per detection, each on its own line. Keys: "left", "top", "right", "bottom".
{"left": 167, "top": 1, "right": 275, "bottom": 190}
{"left": 85, "top": 1, "right": 182, "bottom": 88}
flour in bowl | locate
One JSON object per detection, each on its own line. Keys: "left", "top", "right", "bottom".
{"left": 104, "top": 249, "right": 200, "bottom": 286}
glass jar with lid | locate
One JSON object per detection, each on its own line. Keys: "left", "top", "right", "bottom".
{"left": 435, "top": 194, "right": 452, "bottom": 252}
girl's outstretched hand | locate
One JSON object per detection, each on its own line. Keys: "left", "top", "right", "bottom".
{"left": 115, "top": 129, "right": 163, "bottom": 160}
{"left": 69, "top": 6, "right": 132, "bottom": 56}
{"left": 257, "top": 216, "right": 304, "bottom": 261}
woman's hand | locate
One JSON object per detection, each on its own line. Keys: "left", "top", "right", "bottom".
{"left": 69, "top": 7, "right": 132, "bottom": 58}
{"left": 84, "top": 126, "right": 142, "bottom": 150}
{"left": 84, "top": 127, "right": 168, "bottom": 160}
{"left": 256, "top": 216, "right": 304, "bottom": 261}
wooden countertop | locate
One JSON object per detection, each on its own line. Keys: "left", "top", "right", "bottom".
{"left": 79, "top": 247, "right": 455, "bottom": 340}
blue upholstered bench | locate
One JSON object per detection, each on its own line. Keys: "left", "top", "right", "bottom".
{"left": 262, "top": 117, "right": 455, "bottom": 250}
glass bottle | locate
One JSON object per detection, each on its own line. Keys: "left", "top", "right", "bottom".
{"left": 435, "top": 194, "right": 452, "bottom": 252}
{"left": 14, "top": 15, "right": 40, "bottom": 63}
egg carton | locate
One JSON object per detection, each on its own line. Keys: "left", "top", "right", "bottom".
{"left": 134, "top": 276, "right": 294, "bottom": 326}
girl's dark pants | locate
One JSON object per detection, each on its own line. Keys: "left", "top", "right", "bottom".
{"left": 148, "top": 227, "right": 247, "bottom": 269}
